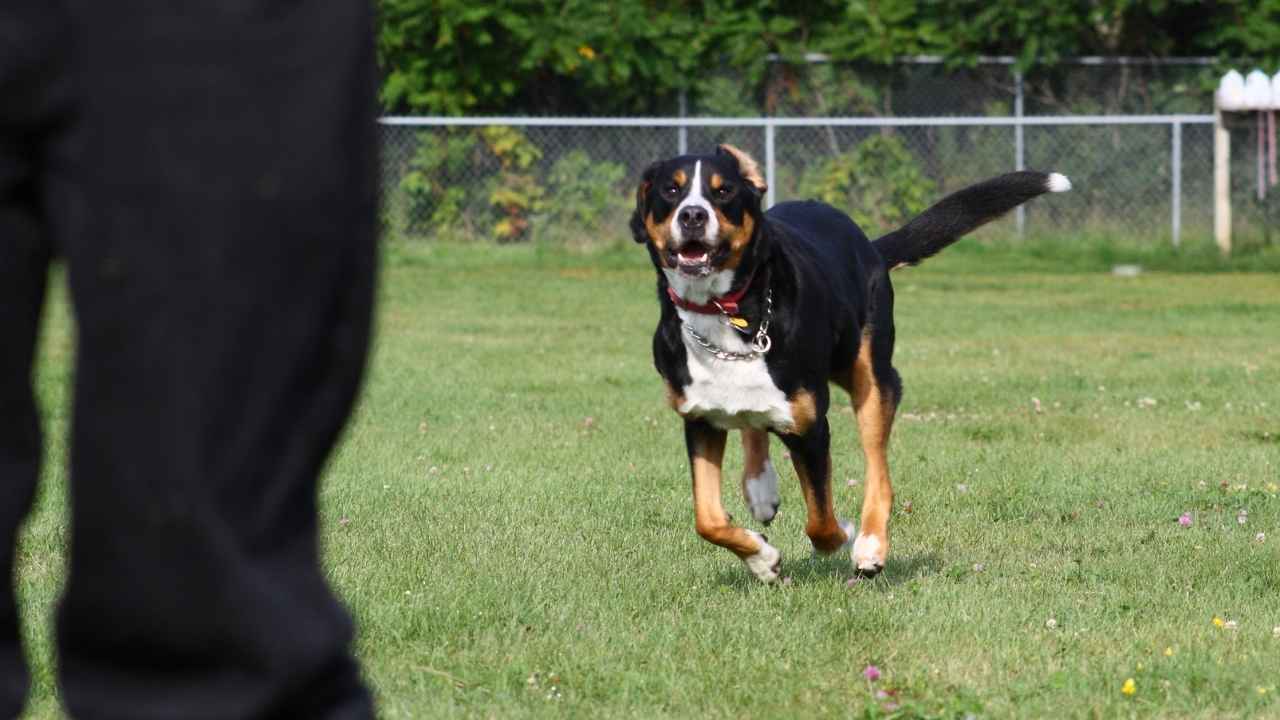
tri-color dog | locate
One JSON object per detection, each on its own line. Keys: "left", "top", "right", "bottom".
{"left": 630, "top": 144, "right": 1070, "bottom": 582}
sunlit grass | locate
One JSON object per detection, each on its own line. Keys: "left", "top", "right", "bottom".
{"left": 20, "top": 237, "right": 1280, "bottom": 718}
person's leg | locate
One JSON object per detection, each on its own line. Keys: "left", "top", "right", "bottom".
{"left": 47, "top": 2, "right": 379, "bottom": 717}
{"left": 0, "top": 2, "right": 69, "bottom": 715}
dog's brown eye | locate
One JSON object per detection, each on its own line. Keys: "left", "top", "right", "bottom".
{"left": 661, "top": 184, "right": 680, "bottom": 200}
{"left": 713, "top": 185, "right": 734, "bottom": 200}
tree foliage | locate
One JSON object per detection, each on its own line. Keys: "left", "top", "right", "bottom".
{"left": 376, "top": 0, "right": 1280, "bottom": 116}
{"left": 797, "top": 134, "right": 936, "bottom": 236}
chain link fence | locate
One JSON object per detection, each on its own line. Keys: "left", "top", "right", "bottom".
{"left": 380, "top": 116, "right": 1223, "bottom": 246}
{"left": 379, "top": 59, "right": 1277, "bottom": 249}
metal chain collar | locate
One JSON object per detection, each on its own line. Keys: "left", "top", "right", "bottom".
{"left": 682, "top": 288, "right": 773, "bottom": 361}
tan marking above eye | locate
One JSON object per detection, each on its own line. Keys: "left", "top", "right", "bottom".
{"left": 709, "top": 173, "right": 724, "bottom": 190}
{"left": 673, "top": 169, "right": 688, "bottom": 187}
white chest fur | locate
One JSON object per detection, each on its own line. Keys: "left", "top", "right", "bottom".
{"left": 675, "top": 307, "right": 795, "bottom": 431}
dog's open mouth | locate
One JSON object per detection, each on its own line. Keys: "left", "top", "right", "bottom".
{"left": 670, "top": 241, "right": 720, "bottom": 276}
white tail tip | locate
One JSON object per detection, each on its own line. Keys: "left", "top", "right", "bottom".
{"left": 1046, "top": 173, "right": 1072, "bottom": 192}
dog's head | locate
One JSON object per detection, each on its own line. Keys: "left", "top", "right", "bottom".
{"left": 629, "top": 144, "right": 768, "bottom": 277}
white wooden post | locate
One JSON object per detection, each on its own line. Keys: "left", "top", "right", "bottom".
{"left": 1214, "top": 108, "right": 1232, "bottom": 254}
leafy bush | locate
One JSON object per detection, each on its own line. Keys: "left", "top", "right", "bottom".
{"left": 797, "top": 134, "right": 936, "bottom": 236}
{"left": 398, "top": 128, "right": 479, "bottom": 236}
{"left": 396, "top": 126, "right": 544, "bottom": 242}
{"left": 481, "top": 126, "right": 545, "bottom": 242}
{"left": 533, "top": 150, "right": 630, "bottom": 248}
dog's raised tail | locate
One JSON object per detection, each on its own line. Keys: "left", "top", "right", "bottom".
{"left": 872, "top": 171, "right": 1071, "bottom": 269}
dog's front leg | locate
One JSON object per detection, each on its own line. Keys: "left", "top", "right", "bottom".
{"left": 779, "top": 416, "right": 854, "bottom": 556}
{"left": 849, "top": 334, "right": 898, "bottom": 576}
{"left": 739, "top": 428, "right": 780, "bottom": 524}
{"left": 686, "top": 419, "right": 781, "bottom": 583}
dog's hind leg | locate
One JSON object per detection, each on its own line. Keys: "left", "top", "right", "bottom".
{"left": 740, "top": 428, "right": 780, "bottom": 525}
{"left": 780, "top": 416, "right": 854, "bottom": 556}
{"left": 846, "top": 330, "right": 900, "bottom": 576}
{"left": 686, "top": 419, "right": 781, "bottom": 583}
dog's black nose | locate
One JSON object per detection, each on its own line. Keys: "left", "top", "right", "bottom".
{"left": 677, "top": 206, "right": 708, "bottom": 233}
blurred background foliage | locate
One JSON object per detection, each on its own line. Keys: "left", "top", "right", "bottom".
{"left": 376, "top": 0, "right": 1280, "bottom": 116}
{"left": 375, "top": 1, "right": 1280, "bottom": 247}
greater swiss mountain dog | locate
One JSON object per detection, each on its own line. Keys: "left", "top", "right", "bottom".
{"left": 630, "top": 144, "right": 1070, "bottom": 582}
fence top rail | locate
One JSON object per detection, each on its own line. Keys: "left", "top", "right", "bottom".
{"left": 769, "top": 53, "right": 1219, "bottom": 66}
{"left": 381, "top": 114, "right": 1214, "bottom": 128}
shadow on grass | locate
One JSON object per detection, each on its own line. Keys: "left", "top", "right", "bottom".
{"left": 712, "top": 550, "right": 943, "bottom": 590}
{"left": 1238, "top": 429, "right": 1279, "bottom": 444}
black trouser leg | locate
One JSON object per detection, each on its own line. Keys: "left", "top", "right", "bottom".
{"left": 41, "top": 2, "right": 379, "bottom": 718}
{"left": 0, "top": 2, "right": 68, "bottom": 714}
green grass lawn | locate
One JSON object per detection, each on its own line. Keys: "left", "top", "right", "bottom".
{"left": 18, "top": 237, "right": 1280, "bottom": 719}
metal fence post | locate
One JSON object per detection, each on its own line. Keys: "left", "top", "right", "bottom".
{"left": 1014, "top": 70, "right": 1026, "bottom": 237}
{"left": 765, "top": 119, "right": 776, "bottom": 209}
{"left": 678, "top": 90, "right": 688, "bottom": 155}
{"left": 1171, "top": 120, "right": 1182, "bottom": 247}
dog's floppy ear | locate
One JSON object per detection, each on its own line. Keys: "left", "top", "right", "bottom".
{"left": 630, "top": 160, "right": 661, "bottom": 244}
{"left": 717, "top": 144, "right": 767, "bottom": 194}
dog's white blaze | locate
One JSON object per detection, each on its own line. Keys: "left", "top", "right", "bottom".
{"left": 676, "top": 308, "right": 794, "bottom": 431}
{"left": 852, "top": 533, "right": 884, "bottom": 570}
{"left": 742, "top": 529, "right": 780, "bottom": 583}
{"left": 744, "top": 459, "right": 780, "bottom": 522}
{"left": 669, "top": 160, "right": 720, "bottom": 245}
{"left": 1046, "top": 173, "right": 1072, "bottom": 192}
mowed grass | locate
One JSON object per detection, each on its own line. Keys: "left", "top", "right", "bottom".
{"left": 18, "top": 237, "right": 1280, "bottom": 719}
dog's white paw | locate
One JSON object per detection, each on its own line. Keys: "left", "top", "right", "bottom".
{"left": 744, "top": 460, "right": 781, "bottom": 524}
{"left": 810, "top": 519, "right": 856, "bottom": 557}
{"left": 838, "top": 520, "right": 856, "bottom": 550}
{"left": 742, "top": 530, "right": 782, "bottom": 583}
{"left": 851, "top": 532, "right": 885, "bottom": 576}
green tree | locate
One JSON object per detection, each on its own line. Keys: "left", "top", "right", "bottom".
{"left": 376, "top": 1, "right": 1280, "bottom": 116}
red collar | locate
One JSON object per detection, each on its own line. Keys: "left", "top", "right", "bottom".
{"left": 667, "top": 270, "right": 757, "bottom": 315}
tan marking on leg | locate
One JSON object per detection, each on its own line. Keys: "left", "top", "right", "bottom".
{"left": 690, "top": 432, "right": 763, "bottom": 559}
{"left": 739, "top": 428, "right": 780, "bottom": 524}
{"left": 664, "top": 382, "right": 686, "bottom": 415}
{"left": 740, "top": 428, "right": 769, "bottom": 482}
{"left": 786, "top": 388, "right": 817, "bottom": 435}
{"left": 794, "top": 453, "right": 848, "bottom": 554}
{"left": 850, "top": 333, "right": 895, "bottom": 571}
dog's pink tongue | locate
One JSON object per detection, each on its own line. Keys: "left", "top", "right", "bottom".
{"left": 678, "top": 246, "right": 708, "bottom": 262}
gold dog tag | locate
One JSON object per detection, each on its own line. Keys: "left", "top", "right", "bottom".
{"left": 729, "top": 316, "right": 749, "bottom": 329}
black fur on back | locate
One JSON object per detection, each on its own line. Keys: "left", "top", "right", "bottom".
{"left": 872, "top": 171, "right": 1058, "bottom": 268}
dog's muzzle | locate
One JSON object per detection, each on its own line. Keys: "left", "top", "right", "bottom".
{"left": 677, "top": 206, "right": 708, "bottom": 236}
{"left": 671, "top": 240, "right": 721, "bottom": 276}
